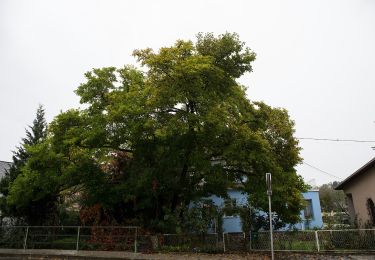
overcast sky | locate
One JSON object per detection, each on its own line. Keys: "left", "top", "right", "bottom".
{"left": 1, "top": 0, "right": 375, "bottom": 185}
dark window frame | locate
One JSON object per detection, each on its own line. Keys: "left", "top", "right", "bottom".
{"left": 367, "top": 198, "right": 375, "bottom": 226}
{"left": 304, "top": 199, "right": 314, "bottom": 219}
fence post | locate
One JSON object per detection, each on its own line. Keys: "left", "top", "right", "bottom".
{"left": 23, "top": 227, "right": 29, "bottom": 250}
{"left": 249, "top": 231, "right": 252, "bottom": 250}
{"left": 223, "top": 232, "right": 226, "bottom": 252}
{"left": 315, "top": 231, "right": 320, "bottom": 252}
{"left": 134, "top": 227, "right": 138, "bottom": 253}
{"left": 243, "top": 232, "right": 246, "bottom": 251}
{"left": 76, "top": 226, "right": 81, "bottom": 251}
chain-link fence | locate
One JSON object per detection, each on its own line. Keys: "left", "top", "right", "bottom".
{"left": 0, "top": 227, "right": 374, "bottom": 253}
{"left": 0, "top": 226, "right": 27, "bottom": 249}
{"left": 78, "top": 226, "right": 138, "bottom": 251}
{"left": 0, "top": 226, "right": 140, "bottom": 252}
{"left": 224, "top": 229, "right": 375, "bottom": 252}
{"left": 223, "top": 232, "right": 246, "bottom": 252}
{"left": 318, "top": 229, "right": 375, "bottom": 251}
{"left": 26, "top": 226, "right": 78, "bottom": 250}
{"left": 161, "top": 233, "right": 220, "bottom": 252}
{"left": 249, "top": 231, "right": 318, "bottom": 251}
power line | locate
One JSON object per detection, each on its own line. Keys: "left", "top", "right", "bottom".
{"left": 303, "top": 161, "right": 341, "bottom": 180}
{"left": 297, "top": 137, "right": 375, "bottom": 143}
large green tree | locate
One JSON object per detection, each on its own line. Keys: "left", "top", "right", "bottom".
{"left": 7, "top": 33, "right": 307, "bottom": 230}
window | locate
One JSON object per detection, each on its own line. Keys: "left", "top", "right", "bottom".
{"left": 304, "top": 199, "right": 313, "bottom": 219}
{"left": 223, "top": 198, "right": 237, "bottom": 217}
{"left": 367, "top": 198, "right": 375, "bottom": 226}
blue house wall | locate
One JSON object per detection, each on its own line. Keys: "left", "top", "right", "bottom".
{"left": 207, "top": 189, "right": 323, "bottom": 232}
{"left": 294, "top": 190, "right": 323, "bottom": 230}
{"left": 207, "top": 190, "right": 247, "bottom": 232}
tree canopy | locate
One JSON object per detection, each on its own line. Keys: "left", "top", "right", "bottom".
{"left": 3, "top": 33, "right": 307, "bottom": 231}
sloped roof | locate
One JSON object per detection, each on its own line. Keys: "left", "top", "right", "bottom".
{"left": 335, "top": 157, "right": 375, "bottom": 190}
{"left": 0, "top": 161, "right": 11, "bottom": 179}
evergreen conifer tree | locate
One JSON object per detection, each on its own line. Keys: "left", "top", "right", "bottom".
{"left": 0, "top": 105, "right": 47, "bottom": 221}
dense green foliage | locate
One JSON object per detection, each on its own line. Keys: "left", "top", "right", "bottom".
{"left": 319, "top": 182, "right": 346, "bottom": 213}
{"left": 319, "top": 182, "right": 350, "bottom": 227}
{"left": 2, "top": 33, "right": 307, "bottom": 231}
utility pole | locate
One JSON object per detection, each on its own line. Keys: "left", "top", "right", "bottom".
{"left": 266, "top": 173, "right": 274, "bottom": 260}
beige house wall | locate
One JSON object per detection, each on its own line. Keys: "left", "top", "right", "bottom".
{"left": 342, "top": 165, "right": 375, "bottom": 227}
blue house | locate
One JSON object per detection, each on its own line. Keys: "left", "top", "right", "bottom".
{"left": 207, "top": 189, "right": 323, "bottom": 232}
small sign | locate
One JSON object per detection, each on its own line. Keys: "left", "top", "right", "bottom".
{"left": 266, "top": 173, "right": 272, "bottom": 196}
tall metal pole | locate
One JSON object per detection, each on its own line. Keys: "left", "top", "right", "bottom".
{"left": 134, "top": 227, "right": 138, "bottom": 253}
{"left": 268, "top": 194, "right": 274, "bottom": 260}
{"left": 266, "top": 173, "right": 274, "bottom": 260}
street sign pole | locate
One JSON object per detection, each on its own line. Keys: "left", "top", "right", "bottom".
{"left": 266, "top": 173, "right": 274, "bottom": 260}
